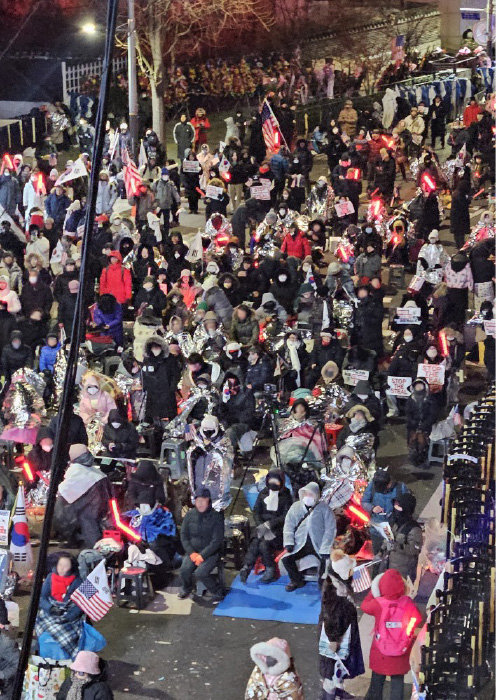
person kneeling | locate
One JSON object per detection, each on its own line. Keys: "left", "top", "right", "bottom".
{"left": 178, "top": 488, "right": 224, "bottom": 602}
{"left": 239, "top": 470, "right": 293, "bottom": 584}
{"left": 282, "top": 482, "right": 336, "bottom": 592}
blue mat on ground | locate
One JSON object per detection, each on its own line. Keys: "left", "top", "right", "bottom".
{"left": 213, "top": 573, "right": 321, "bottom": 624}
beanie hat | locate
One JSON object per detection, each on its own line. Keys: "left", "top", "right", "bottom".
{"left": 200, "top": 414, "right": 219, "bottom": 439}
{"left": 250, "top": 638, "right": 291, "bottom": 676}
{"left": 197, "top": 301, "right": 208, "bottom": 311}
{"left": 70, "top": 651, "right": 100, "bottom": 676}
{"left": 180, "top": 269, "right": 191, "bottom": 278}
{"left": 194, "top": 487, "right": 211, "bottom": 500}
{"left": 378, "top": 569, "right": 405, "bottom": 599}
{"left": 225, "top": 342, "right": 241, "bottom": 353}
{"left": 203, "top": 311, "right": 218, "bottom": 322}
{"left": 161, "top": 167, "right": 169, "bottom": 176}
{"left": 69, "top": 443, "right": 89, "bottom": 462}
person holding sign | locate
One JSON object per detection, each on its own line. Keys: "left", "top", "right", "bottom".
{"left": 405, "top": 378, "right": 436, "bottom": 467}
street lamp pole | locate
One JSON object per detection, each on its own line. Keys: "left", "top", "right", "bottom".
{"left": 127, "top": 0, "right": 139, "bottom": 155}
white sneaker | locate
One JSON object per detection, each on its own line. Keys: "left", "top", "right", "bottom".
{"left": 386, "top": 410, "right": 398, "bottom": 418}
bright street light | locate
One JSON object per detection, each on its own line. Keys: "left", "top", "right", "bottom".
{"left": 81, "top": 21, "right": 97, "bottom": 35}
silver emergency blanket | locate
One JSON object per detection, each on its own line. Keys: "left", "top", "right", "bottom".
{"left": 186, "top": 433, "right": 233, "bottom": 511}
{"left": 166, "top": 386, "right": 220, "bottom": 438}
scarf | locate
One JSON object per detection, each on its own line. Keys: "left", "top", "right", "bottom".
{"left": 51, "top": 574, "right": 76, "bottom": 601}
{"left": 67, "top": 674, "right": 87, "bottom": 700}
{"left": 263, "top": 490, "right": 279, "bottom": 512}
{"left": 58, "top": 462, "right": 106, "bottom": 504}
{"left": 287, "top": 341, "right": 301, "bottom": 386}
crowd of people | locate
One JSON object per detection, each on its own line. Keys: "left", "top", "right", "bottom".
{"left": 0, "top": 66, "right": 493, "bottom": 699}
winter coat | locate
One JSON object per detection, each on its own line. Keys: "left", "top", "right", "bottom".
{"left": 230, "top": 307, "right": 259, "bottom": 346}
{"left": 450, "top": 187, "right": 471, "bottom": 240}
{"left": 355, "top": 252, "right": 382, "bottom": 280}
{"left": 204, "top": 286, "right": 233, "bottom": 327}
{"left": 53, "top": 270, "right": 79, "bottom": 302}
{"left": 126, "top": 461, "right": 165, "bottom": 508}
{"left": 173, "top": 121, "right": 195, "bottom": 160}
{"left": 270, "top": 151, "right": 289, "bottom": 182}
{"left": 45, "top": 192, "right": 71, "bottom": 226}
{"left": 141, "top": 336, "right": 181, "bottom": 419}
{"left": 388, "top": 346, "right": 420, "bottom": 379}
{"left": 352, "top": 297, "right": 384, "bottom": 356}
{"left": 245, "top": 355, "right": 273, "bottom": 391}
{"left": 253, "top": 480, "right": 293, "bottom": 541}
{"left": 373, "top": 157, "right": 396, "bottom": 195}
{"left": 152, "top": 179, "right": 180, "bottom": 210}
{"left": 219, "top": 386, "right": 256, "bottom": 427}
{"left": 57, "top": 292, "right": 78, "bottom": 335}
{"left": 20, "top": 280, "right": 53, "bottom": 318}
{"left": 325, "top": 266, "right": 355, "bottom": 298}
{"left": 1, "top": 334, "right": 33, "bottom": 380}
{"left": 48, "top": 413, "right": 88, "bottom": 447}
{"left": 361, "top": 481, "right": 409, "bottom": 523}
{"left": 133, "top": 313, "right": 164, "bottom": 362}
{"left": 384, "top": 516, "right": 423, "bottom": 580}
{"left": 0, "top": 174, "right": 21, "bottom": 216}
{"left": 0, "top": 278, "right": 21, "bottom": 313}
{"left": 57, "top": 667, "right": 114, "bottom": 700}
{"left": 39, "top": 342, "right": 61, "bottom": 372}
{"left": 180, "top": 504, "right": 224, "bottom": 559}
{"left": 134, "top": 285, "right": 167, "bottom": 316}
{"left": 99, "top": 255, "right": 132, "bottom": 304}
{"left": 281, "top": 232, "right": 311, "bottom": 259}
{"left": 102, "top": 409, "right": 139, "bottom": 458}
{"left": 95, "top": 180, "right": 118, "bottom": 216}
{"left": 93, "top": 302, "right": 123, "bottom": 346}
{"left": 309, "top": 339, "right": 345, "bottom": 371}
{"left": 257, "top": 291, "right": 288, "bottom": 323}
{"left": 470, "top": 239, "right": 495, "bottom": 284}
{"left": 361, "top": 573, "right": 421, "bottom": 676}
{"left": 0, "top": 630, "right": 19, "bottom": 694}
{"left": 283, "top": 487, "right": 336, "bottom": 558}
{"left": 23, "top": 180, "right": 43, "bottom": 218}
{"left": 79, "top": 385, "right": 117, "bottom": 426}
{"left": 405, "top": 392, "right": 436, "bottom": 434}
{"left": 428, "top": 102, "right": 447, "bottom": 136}
{"left": 0, "top": 309, "right": 17, "bottom": 353}
{"left": 17, "top": 318, "right": 47, "bottom": 350}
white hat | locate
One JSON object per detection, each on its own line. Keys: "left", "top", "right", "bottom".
{"left": 200, "top": 414, "right": 219, "bottom": 439}
{"left": 206, "top": 261, "right": 219, "bottom": 274}
{"left": 225, "top": 342, "right": 241, "bottom": 353}
{"left": 428, "top": 229, "right": 439, "bottom": 242}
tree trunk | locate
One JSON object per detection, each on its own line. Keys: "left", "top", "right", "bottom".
{"left": 148, "top": 10, "right": 166, "bottom": 150}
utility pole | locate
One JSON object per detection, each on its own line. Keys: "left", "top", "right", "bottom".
{"left": 128, "top": 0, "right": 139, "bottom": 156}
{"left": 487, "top": 0, "right": 494, "bottom": 58}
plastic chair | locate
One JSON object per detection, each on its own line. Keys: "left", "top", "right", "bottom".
{"left": 117, "top": 566, "right": 154, "bottom": 610}
{"left": 428, "top": 438, "right": 451, "bottom": 465}
{"left": 325, "top": 423, "right": 344, "bottom": 449}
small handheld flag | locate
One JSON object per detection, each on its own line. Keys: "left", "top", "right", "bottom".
{"left": 70, "top": 560, "right": 113, "bottom": 621}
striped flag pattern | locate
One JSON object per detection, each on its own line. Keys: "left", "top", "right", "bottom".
{"left": 352, "top": 562, "right": 372, "bottom": 593}
{"left": 261, "top": 99, "right": 281, "bottom": 153}
{"left": 10, "top": 484, "right": 33, "bottom": 576}
{"left": 71, "top": 560, "right": 113, "bottom": 621}
{"left": 122, "top": 148, "right": 142, "bottom": 198}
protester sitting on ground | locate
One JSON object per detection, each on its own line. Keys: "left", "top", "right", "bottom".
{"left": 56, "top": 651, "right": 114, "bottom": 700}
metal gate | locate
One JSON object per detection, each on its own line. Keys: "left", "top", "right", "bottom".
{"left": 61, "top": 56, "right": 128, "bottom": 103}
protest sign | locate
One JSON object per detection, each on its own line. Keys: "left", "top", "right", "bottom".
{"left": 0, "top": 510, "right": 9, "bottom": 547}
{"left": 250, "top": 185, "right": 271, "bottom": 200}
{"left": 182, "top": 159, "right": 201, "bottom": 173}
{"left": 387, "top": 376, "right": 412, "bottom": 398}
{"left": 335, "top": 200, "right": 355, "bottom": 217}
{"left": 395, "top": 307, "right": 421, "bottom": 324}
{"left": 417, "top": 363, "right": 445, "bottom": 385}
{"left": 342, "top": 369, "right": 369, "bottom": 386}
{"left": 484, "top": 319, "right": 496, "bottom": 337}
{"left": 205, "top": 185, "right": 224, "bottom": 200}
{"left": 408, "top": 275, "right": 425, "bottom": 293}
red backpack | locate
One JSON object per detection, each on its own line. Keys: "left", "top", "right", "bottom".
{"left": 374, "top": 595, "right": 420, "bottom": 656}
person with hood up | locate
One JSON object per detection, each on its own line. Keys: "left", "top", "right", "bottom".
{"left": 0, "top": 251, "right": 22, "bottom": 294}
{"left": 344, "top": 379, "right": 381, "bottom": 434}
{"left": 306, "top": 329, "right": 344, "bottom": 389}
{"left": 245, "top": 637, "right": 304, "bottom": 699}
{"left": 450, "top": 180, "right": 472, "bottom": 250}
{"left": 0, "top": 303, "right": 17, "bottom": 356}
{"left": 20, "top": 267, "right": 53, "bottom": 319}
{"left": 325, "top": 261, "right": 355, "bottom": 299}
{"left": 1, "top": 330, "right": 32, "bottom": 385}
{"left": 219, "top": 370, "right": 256, "bottom": 456}
{"left": 26, "top": 225, "right": 50, "bottom": 268}
{"left": 362, "top": 468, "right": 410, "bottom": 556}
{"left": 319, "top": 550, "right": 365, "bottom": 700}
{"left": 126, "top": 460, "right": 166, "bottom": 509}
{"left": 57, "top": 279, "right": 80, "bottom": 337}
{"left": 0, "top": 274, "right": 21, "bottom": 314}
{"left": 173, "top": 114, "right": 195, "bottom": 161}
{"left": 338, "top": 100, "right": 358, "bottom": 137}
{"left": 245, "top": 345, "right": 273, "bottom": 392}
{"left": 443, "top": 251, "right": 474, "bottom": 327}
{"left": 18, "top": 308, "right": 48, "bottom": 351}
{"left": 141, "top": 335, "right": 181, "bottom": 422}
{"left": 79, "top": 371, "right": 117, "bottom": 426}
{"left": 405, "top": 378, "right": 436, "bottom": 466}
{"left": 219, "top": 272, "right": 242, "bottom": 307}
{"left": 294, "top": 283, "right": 332, "bottom": 337}
{"left": 337, "top": 404, "right": 375, "bottom": 449}
{"left": 152, "top": 168, "right": 181, "bottom": 233}
{"left": 381, "top": 492, "right": 422, "bottom": 582}
{"left": 416, "top": 229, "right": 449, "bottom": 287}
{"left": 53, "top": 259, "right": 79, "bottom": 302}
{"left": 99, "top": 250, "right": 132, "bottom": 305}
{"left": 45, "top": 185, "right": 71, "bottom": 228}
{"left": 239, "top": 470, "right": 293, "bottom": 584}
{"left": 204, "top": 177, "right": 230, "bottom": 219}
{"left": 56, "top": 651, "right": 113, "bottom": 700}
{"left": 269, "top": 267, "right": 299, "bottom": 315}
{"left": 352, "top": 284, "right": 384, "bottom": 359}
{"left": 255, "top": 292, "right": 288, "bottom": 328}
{"left": 282, "top": 482, "right": 336, "bottom": 591}
{"left": 178, "top": 486, "right": 224, "bottom": 600}
{"left": 93, "top": 293, "right": 123, "bottom": 347}
{"left": 361, "top": 569, "right": 421, "bottom": 700}
{"left": 102, "top": 408, "right": 139, "bottom": 459}
{"left": 131, "top": 244, "right": 159, "bottom": 290}
{"left": 172, "top": 269, "right": 202, "bottom": 310}
{"left": 354, "top": 243, "right": 382, "bottom": 283}
{"left": 134, "top": 276, "right": 167, "bottom": 317}
{"left": 204, "top": 283, "right": 234, "bottom": 328}
{"left": 230, "top": 303, "right": 260, "bottom": 347}
{"left": 281, "top": 223, "right": 312, "bottom": 260}
{"left": 56, "top": 444, "right": 111, "bottom": 547}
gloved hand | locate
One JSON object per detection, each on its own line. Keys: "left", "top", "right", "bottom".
{"left": 285, "top": 544, "right": 294, "bottom": 553}
{"left": 189, "top": 552, "right": 204, "bottom": 566}
{"left": 256, "top": 522, "right": 271, "bottom": 538}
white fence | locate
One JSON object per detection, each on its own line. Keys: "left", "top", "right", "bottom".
{"left": 61, "top": 56, "right": 128, "bottom": 103}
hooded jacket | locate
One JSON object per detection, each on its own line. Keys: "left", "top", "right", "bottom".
{"left": 204, "top": 285, "right": 233, "bottom": 327}
{"left": 282, "top": 482, "right": 336, "bottom": 558}
{"left": 141, "top": 335, "right": 181, "bottom": 419}
{"left": 255, "top": 291, "right": 288, "bottom": 324}
{"left": 180, "top": 500, "right": 224, "bottom": 559}
{"left": 99, "top": 251, "right": 132, "bottom": 304}
{"left": 281, "top": 230, "right": 311, "bottom": 259}
{"left": 253, "top": 471, "right": 293, "bottom": 535}
{"left": 79, "top": 373, "right": 117, "bottom": 425}
{"left": 384, "top": 493, "right": 422, "bottom": 579}
{"left": 1, "top": 330, "right": 33, "bottom": 381}
{"left": 126, "top": 460, "right": 165, "bottom": 508}
{"left": 230, "top": 304, "right": 259, "bottom": 346}
{"left": 102, "top": 408, "right": 139, "bottom": 458}
{"left": 0, "top": 275, "right": 21, "bottom": 313}
{"left": 20, "top": 277, "right": 53, "bottom": 318}
{"left": 246, "top": 638, "right": 304, "bottom": 700}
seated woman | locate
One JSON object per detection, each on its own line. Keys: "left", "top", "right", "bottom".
{"left": 57, "top": 651, "right": 113, "bottom": 700}
{"left": 276, "top": 400, "right": 327, "bottom": 483}
{"left": 36, "top": 553, "right": 83, "bottom": 660}
{"left": 239, "top": 470, "right": 293, "bottom": 585}
{"left": 102, "top": 409, "right": 139, "bottom": 460}
{"left": 92, "top": 294, "right": 123, "bottom": 348}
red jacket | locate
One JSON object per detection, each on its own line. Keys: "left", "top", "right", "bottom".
{"left": 361, "top": 571, "right": 421, "bottom": 676}
{"left": 368, "top": 136, "right": 386, "bottom": 162}
{"left": 99, "top": 251, "right": 132, "bottom": 304}
{"left": 281, "top": 232, "right": 311, "bottom": 259}
{"left": 463, "top": 103, "right": 482, "bottom": 127}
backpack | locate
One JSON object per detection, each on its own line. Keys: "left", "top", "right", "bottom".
{"left": 374, "top": 595, "right": 419, "bottom": 656}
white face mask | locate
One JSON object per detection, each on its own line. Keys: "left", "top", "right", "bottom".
{"left": 302, "top": 495, "right": 316, "bottom": 507}
{"left": 278, "top": 274, "right": 287, "bottom": 282}
{"left": 87, "top": 386, "right": 99, "bottom": 395}
{"left": 29, "top": 275, "right": 38, "bottom": 284}
{"left": 174, "top": 252, "right": 180, "bottom": 259}
{"left": 427, "top": 348, "right": 437, "bottom": 359}
{"left": 151, "top": 347, "right": 161, "bottom": 356}
{"left": 12, "top": 341, "right": 21, "bottom": 349}
{"left": 404, "top": 333, "right": 413, "bottom": 343}
{"left": 143, "top": 283, "right": 153, "bottom": 291}
{"left": 111, "top": 422, "right": 121, "bottom": 429}
{"left": 41, "top": 444, "right": 53, "bottom": 452}
{"left": 162, "top": 175, "right": 169, "bottom": 181}
{"left": 356, "top": 394, "right": 368, "bottom": 401}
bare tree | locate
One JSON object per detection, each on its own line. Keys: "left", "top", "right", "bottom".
{"left": 118, "top": 0, "right": 274, "bottom": 143}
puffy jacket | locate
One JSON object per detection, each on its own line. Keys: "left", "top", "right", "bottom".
{"left": 281, "top": 232, "right": 311, "bottom": 259}
{"left": 1, "top": 331, "right": 33, "bottom": 381}
{"left": 219, "top": 386, "right": 255, "bottom": 427}
{"left": 102, "top": 408, "right": 139, "bottom": 458}
{"left": 352, "top": 297, "right": 384, "bottom": 356}
{"left": 99, "top": 252, "right": 132, "bottom": 303}
{"left": 39, "top": 341, "right": 61, "bottom": 372}
{"left": 0, "top": 277, "right": 21, "bottom": 313}
{"left": 245, "top": 355, "right": 273, "bottom": 391}
{"left": 204, "top": 286, "right": 233, "bottom": 327}
{"left": 230, "top": 306, "right": 259, "bottom": 346}
{"left": 405, "top": 392, "right": 436, "bottom": 433}
{"left": 270, "top": 151, "right": 289, "bottom": 181}
{"left": 20, "top": 280, "right": 53, "bottom": 318}
{"left": 0, "top": 174, "right": 21, "bottom": 216}
{"left": 152, "top": 179, "right": 180, "bottom": 209}
{"left": 44, "top": 192, "right": 71, "bottom": 225}
{"left": 180, "top": 504, "right": 224, "bottom": 558}
{"left": 95, "top": 180, "right": 118, "bottom": 215}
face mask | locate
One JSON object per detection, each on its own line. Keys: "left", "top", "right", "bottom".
{"left": 3, "top": 171, "right": 10, "bottom": 178}
{"left": 302, "top": 495, "right": 316, "bottom": 507}
{"left": 174, "top": 252, "right": 180, "bottom": 259}
{"left": 278, "top": 274, "right": 287, "bottom": 282}
{"left": 143, "top": 283, "right": 153, "bottom": 291}
{"left": 131, "top": 365, "right": 140, "bottom": 374}
{"left": 87, "top": 386, "right": 99, "bottom": 395}
{"left": 42, "top": 444, "right": 53, "bottom": 452}
{"left": 350, "top": 416, "right": 367, "bottom": 431}
{"left": 278, "top": 209, "right": 286, "bottom": 217}
{"left": 282, "top": 194, "right": 289, "bottom": 200}
{"left": 207, "top": 328, "right": 216, "bottom": 337}
{"left": 111, "top": 422, "right": 121, "bottom": 429}
{"left": 171, "top": 297, "right": 179, "bottom": 304}
{"left": 357, "top": 394, "right": 368, "bottom": 401}
{"left": 268, "top": 481, "right": 281, "bottom": 491}
{"left": 427, "top": 348, "right": 437, "bottom": 359}
{"left": 404, "top": 333, "right": 413, "bottom": 343}
{"left": 162, "top": 175, "right": 169, "bottom": 181}
{"left": 151, "top": 347, "right": 161, "bottom": 356}
{"left": 29, "top": 275, "right": 38, "bottom": 284}
{"left": 12, "top": 341, "right": 21, "bottom": 349}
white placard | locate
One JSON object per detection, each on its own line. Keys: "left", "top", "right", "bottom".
{"left": 250, "top": 185, "right": 271, "bottom": 200}
{"left": 395, "top": 307, "right": 422, "bottom": 324}
{"left": 205, "top": 185, "right": 224, "bottom": 200}
{"left": 182, "top": 159, "right": 201, "bottom": 173}
{"left": 335, "top": 200, "right": 355, "bottom": 217}
{"left": 408, "top": 275, "right": 425, "bottom": 292}
{"left": 483, "top": 319, "right": 496, "bottom": 337}
{"left": 0, "top": 511, "right": 9, "bottom": 547}
{"left": 342, "top": 368, "right": 369, "bottom": 386}
{"left": 417, "top": 363, "right": 445, "bottom": 385}
{"left": 387, "top": 376, "right": 412, "bottom": 398}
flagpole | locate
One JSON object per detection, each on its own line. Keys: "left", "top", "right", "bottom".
{"left": 264, "top": 97, "right": 289, "bottom": 150}
{"left": 11, "top": 1, "right": 119, "bottom": 696}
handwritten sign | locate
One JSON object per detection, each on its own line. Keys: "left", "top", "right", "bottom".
{"left": 250, "top": 185, "right": 271, "bottom": 200}
{"left": 484, "top": 319, "right": 496, "bottom": 337}
{"left": 205, "top": 185, "right": 224, "bottom": 200}
{"left": 417, "top": 363, "right": 445, "bottom": 385}
{"left": 0, "top": 511, "right": 9, "bottom": 547}
{"left": 387, "top": 376, "right": 412, "bottom": 397}
{"left": 335, "top": 200, "right": 355, "bottom": 217}
{"left": 182, "top": 159, "right": 201, "bottom": 173}
{"left": 395, "top": 307, "right": 421, "bottom": 324}
{"left": 342, "top": 369, "right": 369, "bottom": 386}
{"left": 408, "top": 275, "right": 425, "bottom": 292}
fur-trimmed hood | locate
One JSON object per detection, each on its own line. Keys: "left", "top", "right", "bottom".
{"left": 144, "top": 334, "right": 169, "bottom": 359}
{"left": 250, "top": 638, "right": 291, "bottom": 676}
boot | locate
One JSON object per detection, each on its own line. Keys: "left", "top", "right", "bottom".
{"left": 259, "top": 567, "right": 277, "bottom": 584}
{"left": 239, "top": 567, "right": 250, "bottom": 584}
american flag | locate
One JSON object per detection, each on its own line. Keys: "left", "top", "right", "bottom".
{"left": 352, "top": 562, "right": 372, "bottom": 593}
{"left": 71, "top": 560, "right": 113, "bottom": 621}
{"left": 261, "top": 99, "right": 281, "bottom": 153}
{"left": 122, "top": 148, "right": 142, "bottom": 197}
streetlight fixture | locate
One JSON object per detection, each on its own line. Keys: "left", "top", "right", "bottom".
{"left": 81, "top": 21, "right": 97, "bottom": 35}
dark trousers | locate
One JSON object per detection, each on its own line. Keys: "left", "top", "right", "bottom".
{"left": 179, "top": 553, "right": 221, "bottom": 595}
{"left": 284, "top": 538, "right": 316, "bottom": 583}
{"left": 159, "top": 208, "right": 171, "bottom": 236}
{"left": 365, "top": 671, "right": 404, "bottom": 700}
{"left": 243, "top": 534, "right": 282, "bottom": 570}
